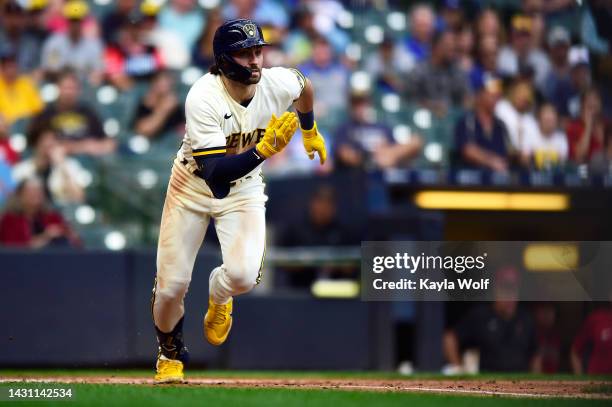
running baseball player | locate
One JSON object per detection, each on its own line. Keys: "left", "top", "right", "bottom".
{"left": 151, "top": 19, "right": 327, "bottom": 383}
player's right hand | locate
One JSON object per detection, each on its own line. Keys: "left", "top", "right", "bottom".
{"left": 256, "top": 112, "right": 299, "bottom": 158}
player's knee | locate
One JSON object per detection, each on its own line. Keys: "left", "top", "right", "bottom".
{"left": 154, "top": 277, "right": 190, "bottom": 303}
{"left": 225, "top": 259, "right": 260, "bottom": 292}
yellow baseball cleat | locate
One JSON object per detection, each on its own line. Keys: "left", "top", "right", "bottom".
{"left": 154, "top": 355, "right": 185, "bottom": 384}
{"left": 204, "top": 296, "right": 233, "bottom": 346}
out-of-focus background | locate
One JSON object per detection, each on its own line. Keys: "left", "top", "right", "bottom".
{"left": 0, "top": 0, "right": 611, "bottom": 375}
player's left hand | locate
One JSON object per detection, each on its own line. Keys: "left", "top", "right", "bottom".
{"left": 301, "top": 122, "right": 327, "bottom": 165}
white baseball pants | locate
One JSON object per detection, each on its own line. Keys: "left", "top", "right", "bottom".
{"left": 152, "top": 159, "right": 267, "bottom": 333}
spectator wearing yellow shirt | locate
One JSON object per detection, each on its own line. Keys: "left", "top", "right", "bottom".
{"left": 0, "top": 48, "right": 43, "bottom": 125}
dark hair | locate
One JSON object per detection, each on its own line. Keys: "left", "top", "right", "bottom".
{"left": 312, "top": 185, "right": 336, "bottom": 202}
{"left": 26, "top": 119, "right": 56, "bottom": 149}
{"left": 56, "top": 67, "right": 79, "bottom": 84}
{"left": 432, "top": 29, "right": 452, "bottom": 48}
{"left": 349, "top": 92, "right": 370, "bottom": 105}
{"left": 311, "top": 34, "right": 330, "bottom": 46}
{"left": 3, "top": 0, "right": 23, "bottom": 15}
{"left": 5, "top": 177, "right": 48, "bottom": 214}
{"left": 537, "top": 102, "right": 557, "bottom": 117}
{"left": 580, "top": 87, "right": 600, "bottom": 105}
{"left": 151, "top": 69, "right": 171, "bottom": 82}
{"left": 209, "top": 64, "right": 221, "bottom": 76}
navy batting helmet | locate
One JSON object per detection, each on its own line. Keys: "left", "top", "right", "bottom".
{"left": 213, "top": 19, "right": 268, "bottom": 84}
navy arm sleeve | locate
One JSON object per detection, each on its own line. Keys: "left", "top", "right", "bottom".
{"left": 193, "top": 147, "right": 265, "bottom": 199}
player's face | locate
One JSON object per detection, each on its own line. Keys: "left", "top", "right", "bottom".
{"left": 231, "top": 46, "right": 263, "bottom": 84}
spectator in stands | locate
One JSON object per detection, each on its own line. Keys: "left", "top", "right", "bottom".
{"left": 443, "top": 267, "right": 541, "bottom": 372}
{"left": 566, "top": 88, "right": 608, "bottom": 164}
{"left": 223, "top": 0, "right": 289, "bottom": 30}
{"left": 44, "top": 0, "right": 99, "bottom": 38}
{"left": 41, "top": 0, "right": 104, "bottom": 85}
{"left": 555, "top": 46, "right": 592, "bottom": 120}
{"left": 12, "top": 122, "right": 85, "bottom": 205}
{"left": 284, "top": 2, "right": 350, "bottom": 63}
{"left": 22, "top": 0, "right": 50, "bottom": 45}
{"left": 0, "top": 177, "right": 80, "bottom": 248}
{"left": 104, "top": 11, "right": 164, "bottom": 91}
{"left": 0, "top": 161, "right": 14, "bottom": 207}
{"left": 293, "top": 0, "right": 349, "bottom": 53}
{"left": 283, "top": 6, "right": 317, "bottom": 66}
{"left": 541, "top": 26, "right": 572, "bottom": 105}
{"left": 401, "top": 3, "right": 436, "bottom": 63}
{"left": 454, "top": 75, "right": 511, "bottom": 172}
{"left": 524, "top": 104, "right": 568, "bottom": 170}
{"left": 533, "top": 302, "right": 561, "bottom": 374}
{"left": 456, "top": 23, "right": 475, "bottom": 73}
{"left": 192, "top": 7, "right": 224, "bottom": 70}
{"left": 364, "top": 35, "right": 415, "bottom": 94}
{"left": 469, "top": 36, "right": 500, "bottom": 93}
{"left": 334, "top": 93, "right": 422, "bottom": 171}
{"left": 133, "top": 71, "right": 185, "bottom": 140}
{"left": 260, "top": 25, "right": 288, "bottom": 68}
{"left": 0, "top": 110, "right": 17, "bottom": 208}
{"left": 521, "top": 0, "right": 546, "bottom": 51}
{"left": 439, "top": 0, "right": 464, "bottom": 32}
{"left": 136, "top": 1, "right": 189, "bottom": 70}
{"left": 0, "top": 47, "right": 44, "bottom": 125}
{"left": 514, "top": 63, "right": 543, "bottom": 105}
{"left": 571, "top": 303, "right": 612, "bottom": 374}
{"left": 475, "top": 9, "right": 501, "bottom": 42}
{"left": 0, "top": 114, "right": 19, "bottom": 166}
{"left": 406, "top": 30, "right": 470, "bottom": 117}
{"left": 158, "top": 0, "right": 204, "bottom": 52}
{"left": 278, "top": 185, "right": 358, "bottom": 288}
{"left": 580, "top": 0, "right": 610, "bottom": 56}
{"left": 497, "top": 15, "right": 550, "bottom": 90}
{"left": 495, "top": 79, "right": 539, "bottom": 159}
{"left": 0, "top": 0, "right": 43, "bottom": 74}
{"left": 0, "top": 111, "right": 16, "bottom": 205}
{"left": 590, "top": 125, "right": 612, "bottom": 175}
{"left": 298, "top": 36, "right": 349, "bottom": 127}
{"left": 541, "top": 0, "right": 579, "bottom": 21}
{"left": 101, "top": 0, "right": 137, "bottom": 45}
{"left": 31, "top": 69, "right": 116, "bottom": 156}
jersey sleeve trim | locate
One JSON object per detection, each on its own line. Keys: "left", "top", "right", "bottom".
{"left": 192, "top": 146, "right": 227, "bottom": 157}
{"left": 289, "top": 68, "right": 306, "bottom": 94}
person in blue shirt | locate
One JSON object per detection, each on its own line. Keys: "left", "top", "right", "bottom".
{"left": 454, "top": 74, "right": 512, "bottom": 172}
{"left": 334, "top": 93, "right": 422, "bottom": 171}
{"left": 402, "top": 4, "right": 436, "bottom": 63}
{"left": 222, "top": 0, "right": 289, "bottom": 30}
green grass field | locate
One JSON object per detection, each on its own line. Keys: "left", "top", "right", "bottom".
{"left": 1, "top": 370, "right": 610, "bottom": 406}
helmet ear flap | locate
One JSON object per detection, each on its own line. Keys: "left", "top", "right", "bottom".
{"left": 216, "top": 53, "right": 231, "bottom": 76}
{"left": 217, "top": 53, "right": 253, "bottom": 84}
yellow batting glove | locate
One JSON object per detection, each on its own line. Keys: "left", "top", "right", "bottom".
{"left": 256, "top": 112, "right": 299, "bottom": 158}
{"left": 301, "top": 122, "right": 327, "bottom": 165}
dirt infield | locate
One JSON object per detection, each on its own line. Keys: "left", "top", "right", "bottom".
{"left": 2, "top": 376, "right": 610, "bottom": 399}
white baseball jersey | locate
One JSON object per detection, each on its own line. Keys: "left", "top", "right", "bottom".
{"left": 177, "top": 67, "right": 306, "bottom": 183}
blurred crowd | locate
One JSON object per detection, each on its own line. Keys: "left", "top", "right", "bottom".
{"left": 445, "top": 299, "right": 612, "bottom": 375}
{"left": 0, "top": 0, "right": 610, "bottom": 248}
{"left": 443, "top": 267, "right": 612, "bottom": 375}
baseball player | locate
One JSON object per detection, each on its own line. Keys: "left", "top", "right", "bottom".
{"left": 151, "top": 19, "right": 327, "bottom": 383}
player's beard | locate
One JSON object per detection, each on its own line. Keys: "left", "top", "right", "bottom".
{"left": 246, "top": 67, "right": 262, "bottom": 84}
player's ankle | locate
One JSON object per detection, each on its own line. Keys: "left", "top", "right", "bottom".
{"left": 155, "top": 317, "right": 189, "bottom": 363}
